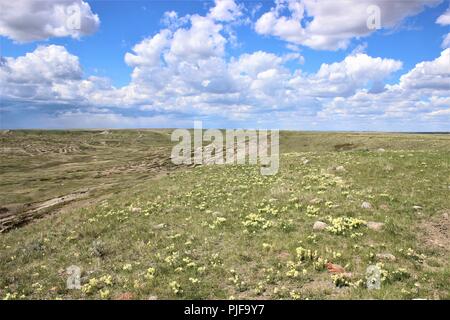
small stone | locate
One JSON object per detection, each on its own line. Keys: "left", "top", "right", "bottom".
{"left": 115, "top": 292, "right": 134, "bottom": 300}
{"left": 313, "top": 221, "right": 328, "bottom": 231}
{"left": 303, "top": 159, "right": 310, "bottom": 165}
{"left": 413, "top": 205, "right": 423, "bottom": 210}
{"left": 376, "top": 253, "right": 396, "bottom": 261}
{"left": 442, "top": 212, "right": 449, "bottom": 219}
{"left": 377, "top": 148, "right": 386, "bottom": 152}
{"left": 309, "top": 198, "right": 322, "bottom": 204}
{"left": 361, "top": 201, "right": 372, "bottom": 209}
{"left": 153, "top": 223, "right": 166, "bottom": 230}
{"left": 131, "top": 207, "right": 142, "bottom": 213}
{"left": 277, "top": 251, "right": 291, "bottom": 261}
{"left": 148, "top": 295, "right": 158, "bottom": 300}
{"left": 335, "top": 165, "right": 346, "bottom": 172}
{"left": 367, "top": 221, "right": 384, "bottom": 231}
{"left": 342, "top": 272, "right": 353, "bottom": 278}
{"left": 326, "top": 262, "right": 346, "bottom": 274}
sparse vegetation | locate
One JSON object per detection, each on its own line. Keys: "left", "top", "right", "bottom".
{"left": 1, "top": 130, "right": 449, "bottom": 299}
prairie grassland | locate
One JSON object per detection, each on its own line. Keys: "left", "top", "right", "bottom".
{"left": 0, "top": 130, "right": 449, "bottom": 299}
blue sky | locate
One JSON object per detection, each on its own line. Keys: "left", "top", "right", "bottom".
{"left": 1, "top": 0, "right": 449, "bottom": 130}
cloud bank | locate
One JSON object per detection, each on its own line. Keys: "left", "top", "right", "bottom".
{"left": 0, "top": 0, "right": 99, "bottom": 42}
{"left": 0, "top": 0, "right": 449, "bottom": 130}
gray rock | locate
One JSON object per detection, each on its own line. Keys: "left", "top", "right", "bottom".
{"left": 412, "top": 205, "right": 423, "bottom": 210}
{"left": 313, "top": 221, "right": 328, "bottom": 231}
{"left": 376, "top": 253, "right": 396, "bottom": 261}
{"left": 153, "top": 223, "right": 166, "bottom": 230}
{"left": 361, "top": 201, "right": 372, "bottom": 209}
{"left": 367, "top": 221, "right": 384, "bottom": 231}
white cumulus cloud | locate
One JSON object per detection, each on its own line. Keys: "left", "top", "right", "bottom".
{"left": 209, "top": 0, "right": 243, "bottom": 22}
{"left": 0, "top": 0, "right": 100, "bottom": 42}
{"left": 255, "top": 0, "right": 442, "bottom": 50}
{"left": 1, "top": 1, "right": 448, "bottom": 131}
{"left": 436, "top": 7, "right": 450, "bottom": 48}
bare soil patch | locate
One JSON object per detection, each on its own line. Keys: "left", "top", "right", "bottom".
{"left": 419, "top": 210, "right": 449, "bottom": 252}
{"left": 0, "top": 189, "right": 90, "bottom": 232}
{"left": 334, "top": 143, "right": 357, "bottom": 151}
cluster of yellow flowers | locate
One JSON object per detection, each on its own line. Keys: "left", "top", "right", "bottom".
{"left": 257, "top": 199, "right": 285, "bottom": 216}
{"left": 164, "top": 251, "right": 180, "bottom": 266}
{"left": 142, "top": 199, "right": 165, "bottom": 216}
{"left": 296, "top": 246, "right": 319, "bottom": 262}
{"left": 312, "top": 257, "right": 328, "bottom": 271}
{"left": 81, "top": 275, "right": 113, "bottom": 295}
{"left": 279, "top": 219, "right": 295, "bottom": 232}
{"left": 122, "top": 263, "right": 133, "bottom": 271}
{"left": 228, "top": 269, "right": 247, "bottom": 292}
{"left": 281, "top": 246, "right": 329, "bottom": 278}
{"left": 209, "top": 216, "right": 227, "bottom": 229}
{"left": 289, "top": 290, "right": 302, "bottom": 300}
{"left": 250, "top": 281, "right": 263, "bottom": 295}
{"left": 144, "top": 267, "right": 156, "bottom": 281}
{"left": 169, "top": 281, "right": 183, "bottom": 295}
{"left": 209, "top": 253, "right": 223, "bottom": 268}
{"left": 372, "top": 263, "right": 410, "bottom": 285}
{"left": 326, "top": 216, "right": 366, "bottom": 236}
{"left": 302, "top": 171, "right": 347, "bottom": 192}
{"left": 288, "top": 195, "right": 302, "bottom": 209}
{"left": 389, "top": 268, "right": 410, "bottom": 282}
{"left": 262, "top": 267, "right": 279, "bottom": 284}
{"left": 305, "top": 205, "right": 320, "bottom": 217}
{"left": 242, "top": 213, "right": 273, "bottom": 233}
{"left": 332, "top": 274, "right": 364, "bottom": 288}
{"left": 93, "top": 207, "right": 131, "bottom": 223}
{"left": 331, "top": 274, "right": 351, "bottom": 287}
{"left": 99, "top": 289, "right": 110, "bottom": 299}
{"left": 286, "top": 261, "right": 308, "bottom": 278}
{"left": 375, "top": 262, "right": 389, "bottom": 283}
{"left": 350, "top": 232, "right": 364, "bottom": 238}
{"left": 189, "top": 277, "right": 200, "bottom": 284}
{"left": 306, "top": 234, "right": 317, "bottom": 243}
{"left": 31, "top": 282, "right": 43, "bottom": 292}
{"left": 405, "top": 248, "right": 427, "bottom": 263}
{"left": 325, "top": 201, "right": 334, "bottom": 208}
{"left": 100, "top": 275, "right": 113, "bottom": 286}
{"left": 3, "top": 292, "right": 19, "bottom": 300}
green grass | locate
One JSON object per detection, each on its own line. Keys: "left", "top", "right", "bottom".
{"left": 0, "top": 129, "right": 175, "bottom": 206}
{"left": 0, "top": 130, "right": 449, "bottom": 299}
